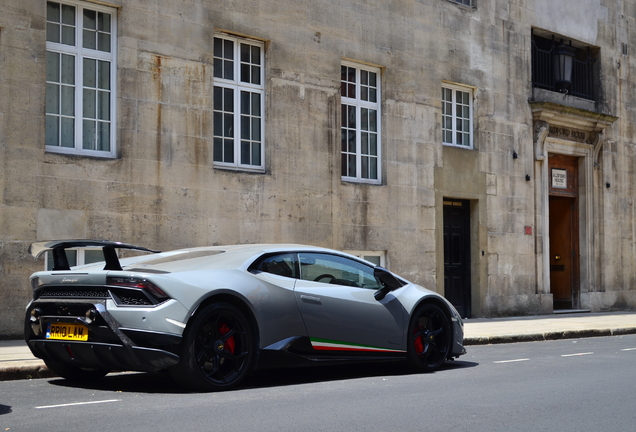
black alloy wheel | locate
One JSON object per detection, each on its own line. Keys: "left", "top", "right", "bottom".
{"left": 406, "top": 303, "right": 451, "bottom": 371}
{"left": 170, "top": 302, "right": 255, "bottom": 391}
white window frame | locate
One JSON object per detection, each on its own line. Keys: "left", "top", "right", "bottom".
{"left": 442, "top": 82, "right": 474, "bottom": 149}
{"left": 345, "top": 250, "right": 386, "bottom": 268}
{"left": 213, "top": 34, "right": 265, "bottom": 172}
{"left": 341, "top": 61, "right": 382, "bottom": 185}
{"left": 449, "top": 0, "right": 473, "bottom": 6}
{"left": 45, "top": 0, "right": 117, "bottom": 158}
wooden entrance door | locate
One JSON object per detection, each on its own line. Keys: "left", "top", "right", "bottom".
{"left": 443, "top": 199, "right": 471, "bottom": 318}
{"left": 548, "top": 155, "right": 580, "bottom": 310}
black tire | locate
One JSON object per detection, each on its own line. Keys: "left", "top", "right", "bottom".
{"left": 169, "top": 302, "right": 256, "bottom": 391}
{"left": 406, "top": 303, "right": 451, "bottom": 372}
{"left": 44, "top": 360, "right": 110, "bottom": 381}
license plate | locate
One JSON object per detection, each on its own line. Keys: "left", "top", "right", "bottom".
{"left": 46, "top": 323, "right": 89, "bottom": 341}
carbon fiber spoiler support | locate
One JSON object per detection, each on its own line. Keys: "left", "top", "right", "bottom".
{"left": 29, "top": 240, "right": 161, "bottom": 271}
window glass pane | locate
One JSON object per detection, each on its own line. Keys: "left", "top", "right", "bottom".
{"left": 83, "top": 29, "right": 96, "bottom": 50}
{"left": 240, "top": 91, "right": 250, "bottom": 115}
{"left": 223, "top": 60, "right": 234, "bottom": 80}
{"left": 83, "top": 89, "right": 96, "bottom": 118}
{"left": 224, "top": 40, "right": 233, "bottom": 59}
{"left": 213, "top": 137, "right": 223, "bottom": 161}
{"left": 61, "top": 25, "right": 75, "bottom": 45}
{"left": 98, "top": 90, "right": 109, "bottom": 120}
{"left": 98, "top": 61, "right": 110, "bottom": 90}
{"left": 46, "top": 83, "right": 59, "bottom": 114}
{"left": 251, "top": 142, "right": 261, "bottom": 165}
{"left": 47, "top": 22, "right": 60, "bottom": 43}
{"left": 61, "top": 117, "right": 74, "bottom": 147}
{"left": 83, "top": 119, "right": 96, "bottom": 149}
{"left": 240, "top": 43, "right": 250, "bottom": 63}
{"left": 251, "top": 118, "right": 260, "bottom": 141}
{"left": 369, "top": 72, "right": 377, "bottom": 87}
{"left": 84, "top": 249, "right": 104, "bottom": 264}
{"left": 46, "top": 52, "right": 59, "bottom": 83}
{"left": 223, "top": 113, "right": 233, "bottom": 137}
{"left": 98, "top": 33, "right": 111, "bottom": 53}
{"left": 47, "top": 2, "right": 60, "bottom": 23}
{"left": 251, "top": 65, "right": 261, "bottom": 85}
{"left": 369, "top": 158, "right": 378, "bottom": 179}
{"left": 62, "top": 4, "right": 75, "bottom": 25}
{"left": 298, "top": 253, "right": 380, "bottom": 289}
{"left": 361, "top": 156, "right": 368, "bottom": 178}
{"left": 223, "top": 139, "right": 234, "bottom": 163}
{"left": 45, "top": 115, "right": 59, "bottom": 146}
{"left": 83, "top": 9, "right": 96, "bottom": 29}
{"left": 84, "top": 58, "right": 96, "bottom": 88}
{"left": 223, "top": 88, "right": 233, "bottom": 111}
{"left": 256, "top": 254, "right": 297, "bottom": 278}
{"left": 61, "top": 86, "right": 74, "bottom": 116}
{"left": 213, "top": 38, "right": 223, "bottom": 58}
{"left": 97, "top": 122, "right": 110, "bottom": 151}
{"left": 98, "top": 12, "right": 110, "bottom": 32}
{"left": 369, "top": 134, "right": 377, "bottom": 155}
{"left": 241, "top": 116, "right": 249, "bottom": 138}
{"left": 240, "top": 63, "right": 250, "bottom": 83}
{"left": 241, "top": 140, "right": 250, "bottom": 165}
{"left": 61, "top": 54, "right": 75, "bottom": 85}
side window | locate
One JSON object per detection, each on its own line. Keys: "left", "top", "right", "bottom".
{"left": 252, "top": 253, "right": 298, "bottom": 278}
{"left": 213, "top": 34, "right": 265, "bottom": 172}
{"left": 45, "top": 0, "right": 117, "bottom": 157}
{"left": 299, "top": 253, "right": 381, "bottom": 290}
{"left": 442, "top": 83, "right": 474, "bottom": 149}
{"left": 341, "top": 61, "right": 382, "bottom": 184}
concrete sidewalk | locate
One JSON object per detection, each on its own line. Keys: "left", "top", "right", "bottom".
{"left": 2, "top": 311, "right": 636, "bottom": 381}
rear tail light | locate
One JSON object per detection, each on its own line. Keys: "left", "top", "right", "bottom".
{"left": 106, "top": 276, "right": 170, "bottom": 300}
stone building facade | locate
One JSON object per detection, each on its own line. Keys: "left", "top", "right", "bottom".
{"left": 1, "top": 0, "right": 634, "bottom": 337}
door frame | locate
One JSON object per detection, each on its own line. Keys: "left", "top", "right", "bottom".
{"left": 442, "top": 198, "right": 472, "bottom": 318}
{"left": 537, "top": 138, "right": 595, "bottom": 310}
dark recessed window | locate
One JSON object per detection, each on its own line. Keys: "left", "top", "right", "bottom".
{"left": 531, "top": 33, "right": 596, "bottom": 100}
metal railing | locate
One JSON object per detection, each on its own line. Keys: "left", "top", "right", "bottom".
{"left": 531, "top": 37, "right": 595, "bottom": 100}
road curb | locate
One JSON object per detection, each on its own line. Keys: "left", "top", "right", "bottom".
{"left": 0, "top": 365, "right": 55, "bottom": 382}
{"left": 464, "top": 327, "right": 636, "bottom": 346}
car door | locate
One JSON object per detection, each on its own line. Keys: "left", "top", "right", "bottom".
{"left": 294, "top": 252, "right": 405, "bottom": 354}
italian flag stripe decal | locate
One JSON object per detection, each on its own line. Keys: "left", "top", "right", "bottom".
{"left": 310, "top": 338, "right": 405, "bottom": 353}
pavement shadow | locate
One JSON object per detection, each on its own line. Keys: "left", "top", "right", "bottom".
{"left": 0, "top": 404, "right": 12, "bottom": 415}
{"left": 47, "top": 359, "right": 478, "bottom": 394}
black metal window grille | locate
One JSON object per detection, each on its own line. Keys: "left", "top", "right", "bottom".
{"left": 531, "top": 34, "right": 595, "bottom": 100}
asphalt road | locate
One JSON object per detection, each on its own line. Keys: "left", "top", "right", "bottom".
{"left": 2, "top": 334, "right": 636, "bottom": 432}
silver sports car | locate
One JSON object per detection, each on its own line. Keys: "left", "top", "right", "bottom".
{"left": 25, "top": 240, "right": 466, "bottom": 391}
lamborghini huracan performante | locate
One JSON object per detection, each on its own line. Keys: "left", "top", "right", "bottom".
{"left": 25, "top": 240, "right": 466, "bottom": 391}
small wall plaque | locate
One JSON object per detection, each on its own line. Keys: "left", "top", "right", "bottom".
{"left": 551, "top": 168, "right": 567, "bottom": 189}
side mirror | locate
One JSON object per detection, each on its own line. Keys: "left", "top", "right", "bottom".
{"left": 373, "top": 267, "right": 404, "bottom": 301}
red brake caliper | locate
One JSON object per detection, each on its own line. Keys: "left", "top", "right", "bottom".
{"left": 218, "top": 323, "right": 235, "bottom": 354}
{"left": 413, "top": 327, "right": 424, "bottom": 354}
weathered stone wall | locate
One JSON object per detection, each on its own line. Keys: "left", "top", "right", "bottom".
{"left": 1, "top": 0, "right": 636, "bottom": 337}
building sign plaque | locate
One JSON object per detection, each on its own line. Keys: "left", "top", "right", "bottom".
{"left": 551, "top": 168, "right": 567, "bottom": 189}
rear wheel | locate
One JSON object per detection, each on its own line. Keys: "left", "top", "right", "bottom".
{"left": 44, "top": 360, "right": 109, "bottom": 381}
{"left": 406, "top": 303, "right": 451, "bottom": 372}
{"left": 170, "top": 302, "right": 256, "bottom": 391}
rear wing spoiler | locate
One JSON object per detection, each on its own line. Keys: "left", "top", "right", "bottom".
{"left": 29, "top": 240, "right": 160, "bottom": 271}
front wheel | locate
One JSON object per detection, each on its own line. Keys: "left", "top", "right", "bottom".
{"left": 169, "top": 302, "right": 256, "bottom": 391}
{"left": 406, "top": 303, "right": 451, "bottom": 372}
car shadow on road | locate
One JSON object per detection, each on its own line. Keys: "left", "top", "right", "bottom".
{"left": 47, "top": 359, "right": 478, "bottom": 394}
